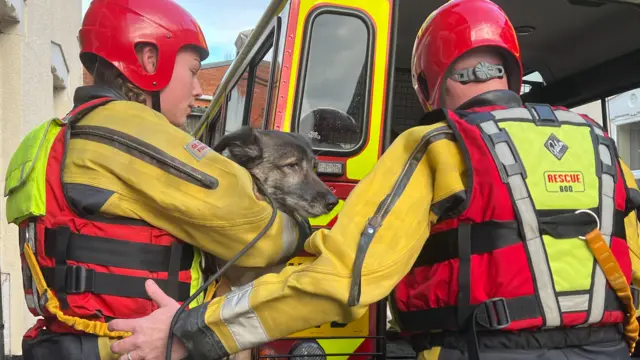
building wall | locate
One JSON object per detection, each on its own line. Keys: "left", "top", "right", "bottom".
{"left": 195, "top": 61, "right": 232, "bottom": 107}
{"left": 605, "top": 90, "right": 640, "bottom": 180}
{"left": 571, "top": 100, "right": 604, "bottom": 127}
{"left": 0, "top": 0, "right": 83, "bottom": 355}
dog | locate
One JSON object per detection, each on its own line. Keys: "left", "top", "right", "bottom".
{"left": 201, "top": 126, "right": 338, "bottom": 360}
{"left": 202, "top": 125, "right": 338, "bottom": 293}
{"left": 213, "top": 126, "right": 339, "bottom": 219}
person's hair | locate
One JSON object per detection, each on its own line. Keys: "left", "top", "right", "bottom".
{"left": 91, "top": 57, "right": 147, "bottom": 104}
{"left": 84, "top": 43, "right": 156, "bottom": 104}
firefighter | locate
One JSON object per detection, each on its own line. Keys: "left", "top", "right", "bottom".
{"left": 3, "top": 0, "right": 309, "bottom": 359}
{"left": 108, "top": 0, "right": 640, "bottom": 359}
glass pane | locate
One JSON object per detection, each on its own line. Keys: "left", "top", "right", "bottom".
{"left": 615, "top": 121, "right": 640, "bottom": 172}
{"left": 521, "top": 71, "right": 545, "bottom": 95}
{"left": 225, "top": 67, "right": 250, "bottom": 134}
{"left": 249, "top": 48, "right": 273, "bottom": 129}
{"left": 296, "top": 13, "right": 369, "bottom": 152}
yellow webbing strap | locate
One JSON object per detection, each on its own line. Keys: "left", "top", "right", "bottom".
{"left": 585, "top": 229, "right": 639, "bottom": 354}
{"left": 23, "top": 243, "right": 132, "bottom": 338}
{"left": 203, "top": 278, "right": 221, "bottom": 302}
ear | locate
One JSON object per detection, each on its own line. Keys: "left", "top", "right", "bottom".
{"left": 213, "top": 127, "right": 263, "bottom": 167}
{"left": 137, "top": 43, "right": 158, "bottom": 74}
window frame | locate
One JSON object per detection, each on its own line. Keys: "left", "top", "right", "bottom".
{"left": 218, "top": 21, "right": 280, "bottom": 137}
{"left": 244, "top": 26, "right": 279, "bottom": 130}
{"left": 291, "top": 6, "right": 376, "bottom": 157}
{"left": 266, "top": 8, "right": 289, "bottom": 130}
{"left": 204, "top": 103, "right": 224, "bottom": 147}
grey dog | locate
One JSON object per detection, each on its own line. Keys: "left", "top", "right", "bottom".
{"left": 202, "top": 126, "right": 338, "bottom": 297}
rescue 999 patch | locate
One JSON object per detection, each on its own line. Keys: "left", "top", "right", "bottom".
{"left": 544, "top": 171, "right": 585, "bottom": 192}
{"left": 184, "top": 139, "right": 211, "bottom": 161}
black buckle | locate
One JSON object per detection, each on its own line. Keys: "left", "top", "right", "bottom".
{"left": 632, "top": 286, "right": 640, "bottom": 310}
{"left": 525, "top": 103, "right": 561, "bottom": 127}
{"left": 595, "top": 134, "right": 617, "bottom": 180}
{"left": 477, "top": 298, "right": 511, "bottom": 330}
{"left": 64, "top": 265, "right": 95, "bottom": 293}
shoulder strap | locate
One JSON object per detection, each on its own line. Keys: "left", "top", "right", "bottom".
{"left": 61, "top": 97, "right": 116, "bottom": 125}
{"left": 587, "top": 122, "right": 619, "bottom": 324}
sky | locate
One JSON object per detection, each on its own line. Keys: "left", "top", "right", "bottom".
{"left": 81, "top": 0, "right": 271, "bottom": 64}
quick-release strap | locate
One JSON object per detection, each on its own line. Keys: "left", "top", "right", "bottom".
{"left": 43, "top": 226, "right": 193, "bottom": 302}
{"left": 62, "top": 97, "right": 115, "bottom": 125}
{"left": 22, "top": 242, "right": 133, "bottom": 338}
{"left": 586, "top": 228, "right": 639, "bottom": 354}
{"left": 41, "top": 266, "right": 191, "bottom": 301}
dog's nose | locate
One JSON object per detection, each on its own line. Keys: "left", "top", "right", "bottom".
{"left": 324, "top": 192, "right": 339, "bottom": 211}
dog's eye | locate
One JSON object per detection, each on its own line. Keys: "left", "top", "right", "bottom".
{"left": 284, "top": 162, "right": 299, "bottom": 169}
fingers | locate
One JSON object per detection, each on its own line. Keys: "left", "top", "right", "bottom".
{"left": 111, "top": 336, "right": 137, "bottom": 356}
{"left": 145, "top": 279, "right": 178, "bottom": 308}
{"left": 117, "top": 350, "right": 139, "bottom": 360}
{"left": 108, "top": 318, "right": 137, "bottom": 333}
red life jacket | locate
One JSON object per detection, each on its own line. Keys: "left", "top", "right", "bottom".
{"left": 18, "top": 98, "right": 198, "bottom": 336}
{"left": 390, "top": 103, "right": 639, "bottom": 341}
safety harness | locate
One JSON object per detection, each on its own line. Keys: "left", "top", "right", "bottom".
{"left": 6, "top": 97, "right": 206, "bottom": 339}
{"left": 386, "top": 103, "right": 640, "bottom": 357}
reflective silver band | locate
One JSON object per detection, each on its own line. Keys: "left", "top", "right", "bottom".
{"left": 586, "top": 126, "right": 616, "bottom": 325}
{"left": 479, "top": 118, "right": 561, "bottom": 327}
{"left": 220, "top": 282, "right": 270, "bottom": 350}
{"left": 558, "top": 294, "right": 589, "bottom": 312}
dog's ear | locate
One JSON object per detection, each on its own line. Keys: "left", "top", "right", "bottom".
{"left": 213, "top": 126, "right": 263, "bottom": 167}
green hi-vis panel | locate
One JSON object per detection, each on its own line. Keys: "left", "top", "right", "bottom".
{"left": 500, "top": 121, "right": 598, "bottom": 292}
{"left": 5, "top": 119, "right": 64, "bottom": 225}
{"left": 188, "top": 248, "right": 205, "bottom": 307}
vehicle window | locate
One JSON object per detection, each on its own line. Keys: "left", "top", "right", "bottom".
{"left": 225, "top": 67, "right": 250, "bottom": 135}
{"left": 202, "top": 109, "right": 223, "bottom": 147}
{"left": 295, "top": 11, "right": 371, "bottom": 153}
{"left": 605, "top": 88, "right": 640, "bottom": 181}
{"left": 521, "top": 71, "right": 545, "bottom": 95}
{"left": 248, "top": 46, "right": 274, "bottom": 129}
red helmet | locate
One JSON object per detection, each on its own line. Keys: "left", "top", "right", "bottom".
{"left": 79, "top": 0, "right": 209, "bottom": 92}
{"left": 411, "top": 0, "right": 523, "bottom": 110}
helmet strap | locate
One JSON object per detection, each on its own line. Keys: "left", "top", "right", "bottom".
{"left": 151, "top": 91, "right": 161, "bottom": 113}
{"left": 449, "top": 61, "right": 505, "bottom": 85}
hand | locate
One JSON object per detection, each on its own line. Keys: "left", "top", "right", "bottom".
{"left": 253, "top": 182, "right": 265, "bottom": 201}
{"left": 108, "top": 280, "right": 188, "bottom": 360}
